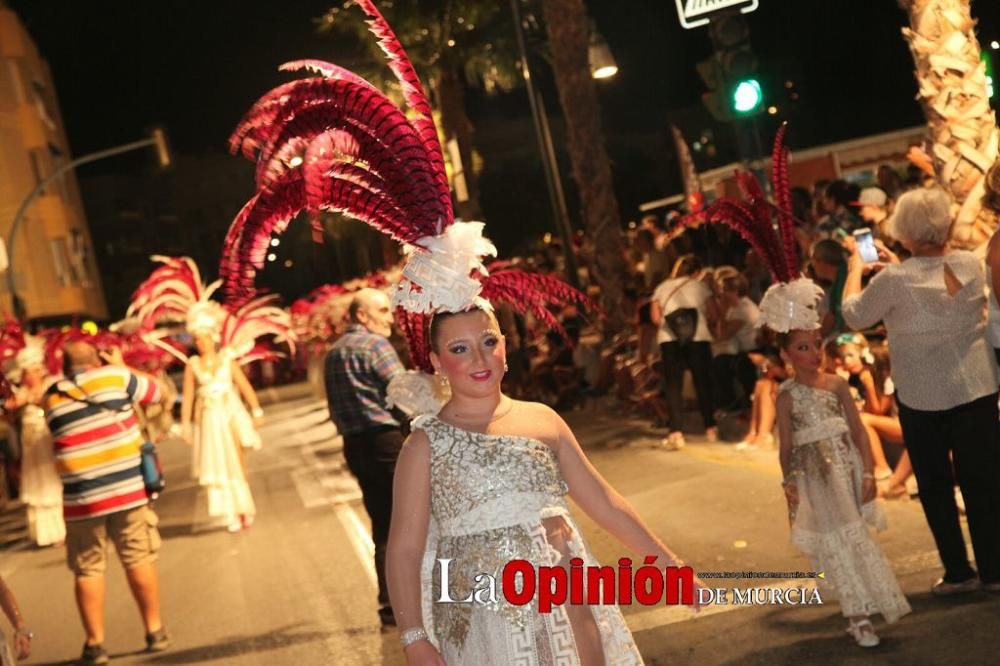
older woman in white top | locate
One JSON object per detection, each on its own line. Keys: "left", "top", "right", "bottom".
{"left": 842, "top": 187, "right": 1000, "bottom": 596}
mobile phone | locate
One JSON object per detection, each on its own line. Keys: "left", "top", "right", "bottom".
{"left": 853, "top": 229, "right": 879, "bottom": 263}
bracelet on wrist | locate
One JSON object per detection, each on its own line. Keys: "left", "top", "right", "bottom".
{"left": 399, "top": 626, "right": 428, "bottom": 648}
{"left": 251, "top": 407, "right": 264, "bottom": 418}
{"left": 15, "top": 627, "right": 32, "bottom": 639}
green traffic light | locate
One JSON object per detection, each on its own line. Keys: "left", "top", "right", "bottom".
{"left": 733, "top": 78, "right": 763, "bottom": 113}
{"left": 982, "top": 52, "right": 995, "bottom": 99}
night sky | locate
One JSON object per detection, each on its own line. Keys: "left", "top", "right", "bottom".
{"left": 7, "top": 0, "right": 1000, "bottom": 293}
{"left": 10, "top": 1, "right": 1000, "bottom": 157}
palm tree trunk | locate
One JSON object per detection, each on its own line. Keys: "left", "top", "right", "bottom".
{"left": 436, "top": 64, "right": 484, "bottom": 220}
{"left": 899, "top": 0, "right": 999, "bottom": 247}
{"left": 540, "top": 0, "right": 627, "bottom": 333}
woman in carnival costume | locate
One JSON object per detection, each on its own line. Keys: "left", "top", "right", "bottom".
{"left": 674, "top": 127, "right": 911, "bottom": 648}
{"left": 128, "top": 256, "right": 294, "bottom": 532}
{"left": 0, "top": 324, "right": 65, "bottom": 547}
{"left": 222, "top": 2, "right": 705, "bottom": 662}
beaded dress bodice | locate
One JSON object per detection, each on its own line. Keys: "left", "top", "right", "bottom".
{"left": 417, "top": 415, "right": 568, "bottom": 536}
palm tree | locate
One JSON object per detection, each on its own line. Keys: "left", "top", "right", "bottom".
{"left": 899, "top": 0, "right": 999, "bottom": 247}
{"left": 539, "top": 0, "right": 627, "bottom": 332}
{"left": 319, "top": 0, "right": 520, "bottom": 220}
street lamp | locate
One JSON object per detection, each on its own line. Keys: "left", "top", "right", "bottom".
{"left": 589, "top": 30, "right": 618, "bottom": 80}
{"left": 5, "top": 128, "right": 171, "bottom": 320}
{"left": 508, "top": 4, "right": 619, "bottom": 286}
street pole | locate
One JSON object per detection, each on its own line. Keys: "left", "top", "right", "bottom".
{"left": 509, "top": 0, "right": 581, "bottom": 289}
{"left": 6, "top": 131, "right": 170, "bottom": 320}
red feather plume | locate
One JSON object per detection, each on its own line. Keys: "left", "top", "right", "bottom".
{"left": 671, "top": 129, "right": 800, "bottom": 283}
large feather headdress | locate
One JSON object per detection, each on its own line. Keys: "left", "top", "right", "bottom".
{"left": 127, "top": 256, "right": 295, "bottom": 363}
{"left": 0, "top": 320, "right": 46, "bottom": 383}
{"left": 672, "top": 125, "right": 823, "bottom": 333}
{"left": 224, "top": 0, "right": 591, "bottom": 374}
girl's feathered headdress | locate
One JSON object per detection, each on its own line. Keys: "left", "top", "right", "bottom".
{"left": 224, "top": 0, "right": 591, "bottom": 375}
{"left": 0, "top": 320, "right": 46, "bottom": 382}
{"left": 672, "top": 125, "right": 823, "bottom": 333}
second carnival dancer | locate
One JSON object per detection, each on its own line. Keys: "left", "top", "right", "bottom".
{"left": 220, "top": 2, "right": 705, "bottom": 662}
{"left": 127, "top": 257, "right": 290, "bottom": 533}
{"left": 0, "top": 329, "right": 65, "bottom": 547}
{"left": 673, "top": 128, "right": 911, "bottom": 648}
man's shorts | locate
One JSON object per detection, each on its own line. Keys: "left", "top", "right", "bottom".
{"left": 66, "top": 505, "right": 161, "bottom": 577}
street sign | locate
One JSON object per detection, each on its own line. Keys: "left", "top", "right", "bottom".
{"left": 675, "top": 0, "right": 760, "bottom": 30}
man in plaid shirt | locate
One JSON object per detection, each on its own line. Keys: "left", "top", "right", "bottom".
{"left": 325, "top": 288, "right": 404, "bottom": 627}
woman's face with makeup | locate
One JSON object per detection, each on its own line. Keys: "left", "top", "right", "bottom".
{"left": 430, "top": 309, "right": 507, "bottom": 397}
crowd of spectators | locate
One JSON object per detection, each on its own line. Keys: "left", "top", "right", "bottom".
{"left": 498, "top": 161, "right": 993, "bottom": 513}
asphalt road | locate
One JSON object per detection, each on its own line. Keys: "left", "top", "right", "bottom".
{"left": 2, "top": 391, "right": 998, "bottom": 665}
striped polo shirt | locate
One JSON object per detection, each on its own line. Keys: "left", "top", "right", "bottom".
{"left": 42, "top": 365, "right": 161, "bottom": 521}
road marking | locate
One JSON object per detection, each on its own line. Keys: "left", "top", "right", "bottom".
{"left": 282, "top": 401, "right": 378, "bottom": 591}
{"left": 336, "top": 504, "right": 378, "bottom": 590}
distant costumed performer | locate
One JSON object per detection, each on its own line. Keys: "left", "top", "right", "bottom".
{"left": 223, "top": 2, "right": 706, "bottom": 663}
{"left": 0, "top": 323, "right": 65, "bottom": 547}
{"left": 128, "top": 256, "right": 295, "bottom": 531}
{"left": 672, "top": 127, "right": 911, "bottom": 647}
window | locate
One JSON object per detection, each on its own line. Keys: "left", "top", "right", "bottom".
{"left": 69, "top": 230, "right": 94, "bottom": 287}
{"left": 28, "top": 149, "right": 45, "bottom": 191}
{"left": 50, "top": 238, "right": 71, "bottom": 287}
{"left": 32, "top": 78, "right": 57, "bottom": 131}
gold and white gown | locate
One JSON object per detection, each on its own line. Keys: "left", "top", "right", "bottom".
{"left": 18, "top": 403, "right": 65, "bottom": 546}
{"left": 781, "top": 380, "right": 911, "bottom": 623}
{"left": 414, "top": 415, "right": 643, "bottom": 665}
{"left": 190, "top": 352, "right": 260, "bottom": 521}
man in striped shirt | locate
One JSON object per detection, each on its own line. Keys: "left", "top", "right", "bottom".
{"left": 42, "top": 341, "right": 169, "bottom": 664}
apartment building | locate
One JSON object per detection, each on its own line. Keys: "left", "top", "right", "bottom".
{"left": 0, "top": 2, "right": 107, "bottom": 321}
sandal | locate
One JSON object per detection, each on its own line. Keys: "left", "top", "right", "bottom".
{"left": 846, "top": 618, "right": 880, "bottom": 648}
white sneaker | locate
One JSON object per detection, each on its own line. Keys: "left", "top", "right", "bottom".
{"left": 659, "top": 433, "right": 686, "bottom": 451}
{"left": 846, "top": 619, "right": 880, "bottom": 648}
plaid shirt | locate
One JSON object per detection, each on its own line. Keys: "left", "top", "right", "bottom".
{"left": 325, "top": 324, "right": 404, "bottom": 435}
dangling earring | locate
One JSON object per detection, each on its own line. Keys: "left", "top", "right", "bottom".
{"left": 504, "top": 362, "right": 509, "bottom": 373}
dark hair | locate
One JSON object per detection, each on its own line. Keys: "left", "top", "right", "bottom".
{"left": 429, "top": 307, "right": 494, "bottom": 353}
{"left": 824, "top": 180, "right": 852, "bottom": 208}
{"left": 984, "top": 163, "right": 1000, "bottom": 214}
{"left": 812, "top": 239, "right": 847, "bottom": 266}
{"left": 671, "top": 253, "right": 701, "bottom": 278}
{"left": 870, "top": 341, "right": 892, "bottom": 395}
{"left": 635, "top": 228, "right": 655, "bottom": 246}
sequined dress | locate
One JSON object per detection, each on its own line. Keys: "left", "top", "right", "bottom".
{"left": 190, "top": 352, "right": 260, "bottom": 521}
{"left": 781, "top": 380, "right": 910, "bottom": 622}
{"left": 18, "top": 402, "right": 65, "bottom": 546}
{"left": 414, "top": 415, "right": 643, "bottom": 665}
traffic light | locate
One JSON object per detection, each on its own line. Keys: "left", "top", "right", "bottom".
{"left": 983, "top": 51, "right": 996, "bottom": 100}
{"left": 697, "top": 12, "right": 763, "bottom": 120}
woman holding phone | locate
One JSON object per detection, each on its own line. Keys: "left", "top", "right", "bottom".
{"left": 840, "top": 187, "right": 1000, "bottom": 596}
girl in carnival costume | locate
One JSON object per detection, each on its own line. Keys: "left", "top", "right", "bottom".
{"left": 128, "top": 256, "right": 294, "bottom": 532}
{"left": 0, "top": 323, "right": 65, "bottom": 547}
{"left": 223, "top": 2, "right": 705, "bottom": 662}
{"left": 675, "top": 126, "right": 911, "bottom": 647}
